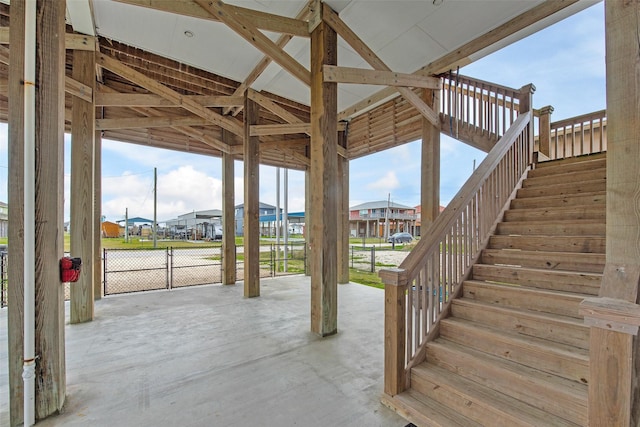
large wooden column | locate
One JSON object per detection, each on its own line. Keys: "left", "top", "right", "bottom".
{"left": 421, "top": 88, "right": 440, "bottom": 233}
{"left": 8, "top": 0, "right": 67, "bottom": 423}
{"left": 94, "top": 114, "right": 102, "bottom": 300}
{"left": 70, "top": 49, "right": 96, "bottom": 323}
{"left": 222, "top": 129, "right": 236, "bottom": 285}
{"left": 337, "top": 132, "right": 349, "bottom": 284}
{"left": 583, "top": 2, "right": 640, "bottom": 425}
{"left": 310, "top": 14, "right": 338, "bottom": 336}
{"left": 304, "top": 168, "right": 311, "bottom": 276}
{"left": 243, "top": 96, "right": 260, "bottom": 297}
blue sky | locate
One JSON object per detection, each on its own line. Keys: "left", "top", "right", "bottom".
{"left": 0, "top": 2, "right": 605, "bottom": 223}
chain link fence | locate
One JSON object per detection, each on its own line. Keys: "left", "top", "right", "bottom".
{"left": 350, "top": 246, "right": 377, "bottom": 273}
{"left": 0, "top": 250, "right": 6, "bottom": 308}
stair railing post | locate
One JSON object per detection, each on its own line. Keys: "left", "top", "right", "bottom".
{"left": 537, "top": 105, "right": 554, "bottom": 159}
{"left": 380, "top": 268, "right": 408, "bottom": 396}
{"left": 519, "top": 83, "right": 536, "bottom": 164}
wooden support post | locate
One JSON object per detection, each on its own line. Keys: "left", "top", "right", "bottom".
{"left": 337, "top": 131, "right": 349, "bottom": 284}
{"left": 421, "top": 88, "right": 440, "bottom": 233}
{"left": 537, "top": 105, "right": 553, "bottom": 158}
{"left": 222, "top": 129, "right": 236, "bottom": 285}
{"left": 94, "top": 112, "right": 102, "bottom": 300}
{"left": 70, "top": 49, "right": 95, "bottom": 323}
{"left": 381, "top": 269, "right": 407, "bottom": 396}
{"left": 7, "top": 1, "right": 26, "bottom": 423}
{"left": 304, "top": 168, "right": 311, "bottom": 276}
{"left": 243, "top": 96, "right": 260, "bottom": 297}
{"left": 310, "top": 13, "right": 338, "bottom": 336}
{"left": 8, "top": 0, "right": 67, "bottom": 423}
{"left": 519, "top": 83, "right": 536, "bottom": 162}
{"left": 586, "top": 2, "right": 640, "bottom": 425}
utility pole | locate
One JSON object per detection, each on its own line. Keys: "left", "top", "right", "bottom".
{"left": 153, "top": 167, "right": 157, "bottom": 248}
{"left": 284, "top": 168, "right": 288, "bottom": 272}
{"left": 125, "top": 207, "right": 129, "bottom": 243}
{"left": 384, "top": 193, "right": 390, "bottom": 240}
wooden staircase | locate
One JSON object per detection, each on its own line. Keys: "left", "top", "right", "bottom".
{"left": 382, "top": 153, "right": 606, "bottom": 427}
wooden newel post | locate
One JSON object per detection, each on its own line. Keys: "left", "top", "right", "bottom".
{"left": 380, "top": 268, "right": 407, "bottom": 396}
{"left": 519, "top": 83, "right": 536, "bottom": 163}
{"left": 537, "top": 105, "right": 554, "bottom": 158}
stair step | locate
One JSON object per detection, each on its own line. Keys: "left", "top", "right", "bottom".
{"left": 451, "top": 298, "right": 590, "bottom": 349}
{"left": 503, "top": 205, "right": 605, "bottom": 222}
{"left": 425, "top": 340, "right": 588, "bottom": 426}
{"left": 510, "top": 192, "right": 605, "bottom": 209}
{"left": 411, "top": 364, "right": 582, "bottom": 427}
{"left": 534, "top": 152, "right": 606, "bottom": 171}
{"left": 488, "top": 235, "right": 605, "bottom": 253}
{"left": 439, "top": 318, "right": 589, "bottom": 383}
{"left": 462, "top": 280, "right": 587, "bottom": 318}
{"left": 516, "top": 179, "right": 605, "bottom": 199}
{"left": 523, "top": 168, "right": 606, "bottom": 188}
{"left": 382, "top": 389, "right": 483, "bottom": 427}
{"left": 472, "top": 264, "right": 601, "bottom": 295}
{"left": 481, "top": 249, "right": 605, "bottom": 274}
{"left": 496, "top": 220, "right": 605, "bottom": 236}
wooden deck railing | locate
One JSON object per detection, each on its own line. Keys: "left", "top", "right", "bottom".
{"left": 380, "top": 111, "right": 533, "bottom": 396}
{"left": 537, "top": 109, "right": 607, "bottom": 160}
{"left": 440, "top": 73, "right": 522, "bottom": 144}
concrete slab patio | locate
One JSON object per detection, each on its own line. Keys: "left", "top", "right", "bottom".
{"left": 1, "top": 276, "right": 406, "bottom": 427}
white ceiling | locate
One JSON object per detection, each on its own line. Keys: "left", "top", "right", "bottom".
{"left": 82, "top": 0, "right": 597, "bottom": 114}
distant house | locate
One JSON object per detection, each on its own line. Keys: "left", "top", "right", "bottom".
{"left": 165, "top": 209, "right": 223, "bottom": 240}
{"left": 0, "top": 201, "right": 7, "bottom": 238}
{"left": 234, "top": 202, "right": 279, "bottom": 236}
{"left": 349, "top": 201, "right": 417, "bottom": 238}
{"left": 101, "top": 221, "right": 122, "bottom": 238}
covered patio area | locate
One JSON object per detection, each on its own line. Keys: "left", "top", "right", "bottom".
{"left": 1, "top": 276, "right": 404, "bottom": 426}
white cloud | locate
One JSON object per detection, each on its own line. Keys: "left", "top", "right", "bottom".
{"left": 367, "top": 171, "right": 399, "bottom": 193}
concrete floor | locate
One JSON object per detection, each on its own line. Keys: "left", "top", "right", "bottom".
{"left": 1, "top": 276, "right": 406, "bottom": 426}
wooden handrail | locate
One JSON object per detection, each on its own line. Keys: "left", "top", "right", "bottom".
{"left": 539, "top": 109, "right": 607, "bottom": 160}
{"left": 381, "top": 111, "right": 533, "bottom": 396}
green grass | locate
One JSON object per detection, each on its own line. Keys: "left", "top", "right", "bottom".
{"left": 349, "top": 268, "right": 384, "bottom": 289}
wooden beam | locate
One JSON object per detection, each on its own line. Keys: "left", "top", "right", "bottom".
{"left": 97, "top": 53, "right": 244, "bottom": 135}
{"left": 94, "top": 109, "right": 102, "bottom": 300}
{"left": 65, "top": 75, "right": 93, "bottom": 103}
{"left": 243, "top": 95, "right": 260, "bottom": 298}
{"left": 114, "top": 0, "right": 310, "bottom": 37}
{"left": 225, "top": 1, "right": 315, "bottom": 115}
{"left": 309, "top": 13, "right": 338, "bottom": 336}
{"left": 323, "top": 65, "right": 440, "bottom": 89}
{"left": 95, "top": 92, "right": 244, "bottom": 108}
{"left": 251, "top": 122, "right": 346, "bottom": 136}
{"left": 338, "top": 0, "right": 580, "bottom": 120}
{"left": 322, "top": 6, "right": 438, "bottom": 126}
{"left": 337, "top": 131, "right": 349, "bottom": 284}
{"left": 421, "top": 89, "right": 440, "bottom": 232}
{"left": 247, "top": 89, "right": 304, "bottom": 125}
{"left": 70, "top": 49, "right": 95, "bottom": 324}
{"left": 221, "top": 129, "right": 236, "bottom": 285}
{"left": 193, "top": 0, "right": 311, "bottom": 87}
{"left": 0, "top": 27, "right": 96, "bottom": 50}
{"left": 96, "top": 115, "right": 210, "bottom": 130}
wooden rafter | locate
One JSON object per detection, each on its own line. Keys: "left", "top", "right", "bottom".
{"left": 0, "top": 27, "right": 96, "bottom": 50}
{"left": 113, "top": 0, "right": 309, "bottom": 37}
{"left": 95, "top": 92, "right": 244, "bottom": 108}
{"left": 323, "top": 65, "right": 440, "bottom": 89}
{"left": 322, "top": 5, "right": 438, "bottom": 126}
{"left": 338, "top": 0, "right": 580, "bottom": 120}
{"left": 193, "top": 0, "right": 311, "bottom": 87}
{"left": 250, "top": 122, "right": 346, "bottom": 136}
{"left": 97, "top": 53, "right": 243, "bottom": 136}
{"left": 225, "top": 0, "right": 315, "bottom": 116}
{"left": 96, "top": 115, "right": 210, "bottom": 130}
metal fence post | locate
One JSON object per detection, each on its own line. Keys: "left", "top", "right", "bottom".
{"left": 168, "top": 247, "right": 172, "bottom": 290}
{"left": 351, "top": 246, "right": 354, "bottom": 269}
{"left": 371, "top": 246, "right": 375, "bottom": 272}
{"left": 103, "top": 248, "right": 107, "bottom": 296}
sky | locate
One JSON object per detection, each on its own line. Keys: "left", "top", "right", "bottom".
{"left": 0, "top": 2, "right": 606, "bottom": 223}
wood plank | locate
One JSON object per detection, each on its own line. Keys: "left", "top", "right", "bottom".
{"left": 243, "top": 96, "right": 260, "bottom": 298}
{"left": 381, "top": 391, "right": 481, "bottom": 427}
{"left": 96, "top": 115, "right": 210, "bottom": 130}
{"left": 250, "top": 122, "right": 346, "bottom": 136}
{"left": 481, "top": 248, "right": 605, "bottom": 274}
{"left": 510, "top": 191, "right": 606, "bottom": 210}
{"left": 322, "top": 65, "right": 440, "bottom": 89}
{"left": 322, "top": 5, "right": 438, "bottom": 126}
{"left": 65, "top": 75, "right": 93, "bottom": 103}
{"left": 95, "top": 92, "right": 244, "bottom": 107}
{"left": 411, "top": 364, "right": 580, "bottom": 427}
{"left": 425, "top": 340, "right": 587, "bottom": 425}
{"left": 96, "top": 53, "right": 244, "bottom": 135}
{"left": 463, "top": 280, "right": 585, "bottom": 318}
{"left": 488, "top": 235, "right": 605, "bottom": 254}
{"left": 451, "top": 298, "right": 590, "bottom": 350}
{"left": 516, "top": 179, "right": 605, "bottom": 199}
{"left": 337, "top": 131, "right": 349, "bottom": 284}
{"left": 421, "top": 88, "right": 440, "bottom": 232}
{"left": 70, "top": 49, "right": 95, "bottom": 323}
{"left": 523, "top": 168, "right": 606, "bottom": 188}
{"left": 503, "top": 205, "right": 606, "bottom": 222}
{"left": 114, "top": 0, "right": 310, "bottom": 37}
{"left": 221, "top": 130, "right": 236, "bottom": 285}
{"left": 439, "top": 318, "right": 589, "bottom": 383}
{"left": 93, "top": 115, "right": 102, "bottom": 300}
{"left": 0, "top": 27, "right": 95, "bottom": 50}
{"left": 495, "top": 220, "right": 606, "bottom": 236}
{"left": 309, "top": 16, "right": 338, "bottom": 337}
{"left": 194, "top": 0, "right": 310, "bottom": 87}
